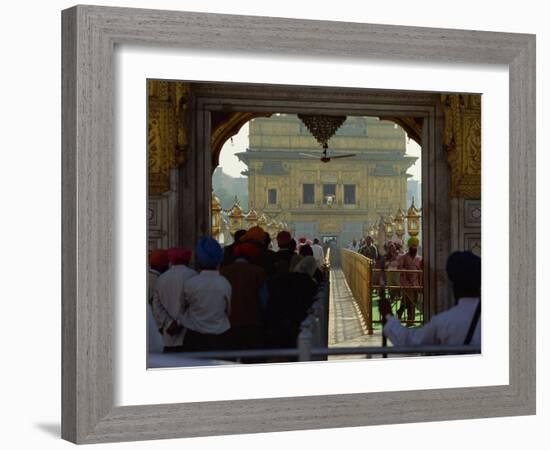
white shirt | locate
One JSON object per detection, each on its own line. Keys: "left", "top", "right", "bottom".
{"left": 181, "top": 270, "right": 232, "bottom": 335}
{"left": 311, "top": 243, "right": 325, "bottom": 268}
{"left": 148, "top": 268, "right": 161, "bottom": 302}
{"left": 383, "top": 297, "right": 481, "bottom": 346}
{"left": 147, "top": 268, "right": 164, "bottom": 353}
{"left": 147, "top": 304, "right": 164, "bottom": 353}
{"left": 153, "top": 265, "right": 198, "bottom": 347}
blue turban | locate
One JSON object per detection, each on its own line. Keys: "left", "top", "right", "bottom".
{"left": 196, "top": 237, "right": 223, "bottom": 268}
{"left": 446, "top": 251, "right": 481, "bottom": 292}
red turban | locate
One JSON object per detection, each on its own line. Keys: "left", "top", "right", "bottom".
{"left": 298, "top": 237, "right": 306, "bottom": 244}
{"left": 234, "top": 242, "right": 261, "bottom": 261}
{"left": 167, "top": 247, "right": 192, "bottom": 265}
{"left": 149, "top": 249, "right": 169, "bottom": 268}
{"left": 277, "top": 231, "right": 292, "bottom": 248}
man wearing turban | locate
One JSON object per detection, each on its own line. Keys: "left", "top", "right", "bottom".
{"left": 151, "top": 247, "right": 197, "bottom": 352}
{"left": 221, "top": 241, "right": 268, "bottom": 351}
{"left": 148, "top": 249, "right": 169, "bottom": 304}
{"left": 147, "top": 249, "right": 170, "bottom": 353}
{"left": 241, "top": 226, "right": 266, "bottom": 245}
{"left": 265, "top": 255, "right": 319, "bottom": 353}
{"left": 297, "top": 236, "right": 307, "bottom": 254}
{"left": 179, "top": 238, "right": 232, "bottom": 351}
{"left": 407, "top": 236, "right": 419, "bottom": 248}
{"left": 359, "top": 236, "right": 378, "bottom": 262}
{"left": 236, "top": 226, "right": 276, "bottom": 276}
{"left": 221, "top": 229, "right": 246, "bottom": 267}
{"left": 380, "top": 251, "right": 481, "bottom": 347}
{"left": 276, "top": 230, "right": 292, "bottom": 249}
{"left": 397, "top": 237, "right": 423, "bottom": 323}
{"left": 273, "top": 231, "right": 296, "bottom": 274}
{"left": 311, "top": 238, "right": 325, "bottom": 269}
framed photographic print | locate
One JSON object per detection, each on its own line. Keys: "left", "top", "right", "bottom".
{"left": 62, "top": 5, "right": 535, "bottom": 444}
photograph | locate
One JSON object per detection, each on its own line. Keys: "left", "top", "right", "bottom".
{"left": 146, "top": 80, "right": 482, "bottom": 368}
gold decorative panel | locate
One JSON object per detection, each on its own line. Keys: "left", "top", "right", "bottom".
{"left": 147, "top": 80, "right": 189, "bottom": 195}
{"left": 319, "top": 218, "right": 340, "bottom": 233}
{"left": 442, "top": 94, "right": 481, "bottom": 199}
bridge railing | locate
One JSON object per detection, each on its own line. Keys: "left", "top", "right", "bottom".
{"left": 340, "top": 248, "right": 374, "bottom": 334}
{"left": 298, "top": 279, "right": 330, "bottom": 361}
{"left": 372, "top": 267, "right": 424, "bottom": 326}
{"left": 154, "top": 345, "right": 480, "bottom": 365}
{"left": 321, "top": 247, "right": 331, "bottom": 279}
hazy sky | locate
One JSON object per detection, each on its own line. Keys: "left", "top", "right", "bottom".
{"left": 218, "top": 121, "right": 422, "bottom": 180}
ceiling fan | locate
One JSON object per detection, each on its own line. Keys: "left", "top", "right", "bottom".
{"left": 297, "top": 114, "right": 356, "bottom": 163}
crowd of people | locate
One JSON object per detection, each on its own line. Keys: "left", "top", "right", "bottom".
{"left": 348, "top": 235, "right": 481, "bottom": 347}
{"left": 348, "top": 235, "right": 423, "bottom": 323}
{"left": 147, "top": 227, "right": 328, "bottom": 357}
{"left": 380, "top": 250, "right": 481, "bottom": 347}
{"left": 148, "top": 228, "right": 480, "bottom": 359}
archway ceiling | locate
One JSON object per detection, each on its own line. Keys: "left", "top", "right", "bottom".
{"left": 211, "top": 111, "right": 272, "bottom": 168}
{"left": 378, "top": 116, "right": 423, "bottom": 145}
{"left": 212, "top": 112, "right": 423, "bottom": 170}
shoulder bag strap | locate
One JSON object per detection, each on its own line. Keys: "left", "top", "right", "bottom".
{"left": 463, "top": 300, "right": 481, "bottom": 345}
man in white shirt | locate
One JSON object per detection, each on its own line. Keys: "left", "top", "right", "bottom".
{"left": 348, "top": 239, "right": 360, "bottom": 252}
{"left": 380, "top": 251, "right": 481, "bottom": 347}
{"left": 180, "top": 237, "right": 232, "bottom": 352}
{"left": 152, "top": 247, "right": 197, "bottom": 352}
{"left": 311, "top": 238, "right": 325, "bottom": 269}
{"left": 147, "top": 249, "right": 169, "bottom": 353}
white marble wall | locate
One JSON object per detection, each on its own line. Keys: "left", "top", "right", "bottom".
{"left": 147, "top": 169, "right": 179, "bottom": 251}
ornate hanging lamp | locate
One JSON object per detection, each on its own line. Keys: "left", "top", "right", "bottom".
{"left": 297, "top": 114, "right": 355, "bottom": 162}
{"left": 406, "top": 198, "right": 421, "bottom": 237}
{"left": 211, "top": 191, "right": 222, "bottom": 239}
{"left": 245, "top": 209, "right": 258, "bottom": 229}
{"left": 394, "top": 207, "right": 406, "bottom": 242}
{"left": 384, "top": 215, "right": 395, "bottom": 241}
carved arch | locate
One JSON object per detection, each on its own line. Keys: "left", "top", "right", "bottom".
{"left": 378, "top": 116, "right": 424, "bottom": 145}
{"left": 211, "top": 111, "right": 272, "bottom": 169}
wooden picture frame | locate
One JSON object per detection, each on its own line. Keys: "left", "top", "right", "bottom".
{"left": 61, "top": 5, "right": 535, "bottom": 444}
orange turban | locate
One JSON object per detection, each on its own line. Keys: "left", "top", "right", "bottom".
{"left": 241, "top": 226, "right": 266, "bottom": 244}
{"left": 234, "top": 242, "right": 261, "bottom": 261}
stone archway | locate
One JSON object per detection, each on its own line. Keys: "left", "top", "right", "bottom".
{"left": 186, "top": 82, "right": 447, "bottom": 318}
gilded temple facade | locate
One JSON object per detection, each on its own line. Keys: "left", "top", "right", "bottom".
{"left": 237, "top": 115, "right": 416, "bottom": 247}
